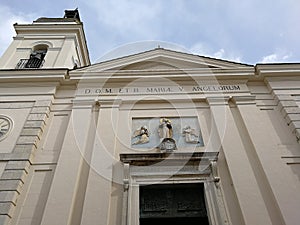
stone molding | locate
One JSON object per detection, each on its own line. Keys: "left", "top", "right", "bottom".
{"left": 119, "top": 152, "right": 231, "bottom": 225}
{"left": 120, "top": 152, "right": 218, "bottom": 165}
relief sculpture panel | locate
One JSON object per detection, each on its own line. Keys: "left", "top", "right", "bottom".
{"left": 131, "top": 117, "right": 204, "bottom": 150}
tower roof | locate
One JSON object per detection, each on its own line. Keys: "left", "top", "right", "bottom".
{"left": 34, "top": 9, "right": 81, "bottom": 24}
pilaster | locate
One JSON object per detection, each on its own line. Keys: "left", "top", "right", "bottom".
{"left": 233, "top": 96, "right": 300, "bottom": 225}
{"left": 40, "top": 99, "right": 95, "bottom": 225}
{"left": 207, "top": 97, "right": 273, "bottom": 225}
{"left": 80, "top": 99, "right": 121, "bottom": 225}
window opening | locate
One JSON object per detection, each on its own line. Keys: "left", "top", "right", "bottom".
{"left": 16, "top": 44, "right": 48, "bottom": 69}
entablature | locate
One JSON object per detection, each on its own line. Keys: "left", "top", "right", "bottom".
{"left": 120, "top": 152, "right": 218, "bottom": 166}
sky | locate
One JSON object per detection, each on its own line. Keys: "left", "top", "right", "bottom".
{"left": 0, "top": 0, "right": 299, "bottom": 65}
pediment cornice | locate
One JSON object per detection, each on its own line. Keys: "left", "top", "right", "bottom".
{"left": 74, "top": 48, "right": 252, "bottom": 73}
{"left": 70, "top": 48, "right": 254, "bottom": 81}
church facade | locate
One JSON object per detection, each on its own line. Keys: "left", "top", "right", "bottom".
{"left": 0, "top": 10, "right": 299, "bottom": 225}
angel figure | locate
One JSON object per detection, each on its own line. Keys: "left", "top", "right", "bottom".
{"left": 158, "top": 118, "right": 173, "bottom": 140}
{"left": 132, "top": 126, "right": 150, "bottom": 145}
{"left": 182, "top": 126, "right": 200, "bottom": 144}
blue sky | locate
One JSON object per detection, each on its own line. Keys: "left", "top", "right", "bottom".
{"left": 0, "top": 0, "right": 299, "bottom": 65}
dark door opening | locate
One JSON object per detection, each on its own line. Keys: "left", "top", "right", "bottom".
{"left": 140, "top": 217, "right": 209, "bottom": 225}
{"left": 140, "top": 183, "right": 209, "bottom": 225}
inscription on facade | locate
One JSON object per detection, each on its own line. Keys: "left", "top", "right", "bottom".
{"left": 80, "top": 84, "right": 246, "bottom": 95}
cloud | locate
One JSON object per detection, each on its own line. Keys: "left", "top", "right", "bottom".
{"left": 260, "top": 50, "right": 293, "bottom": 63}
{"left": 81, "top": 0, "right": 163, "bottom": 38}
{"left": 78, "top": 0, "right": 300, "bottom": 63}
{"left": 0, "top": 5, "right": 35, "bottom": 57}
{"left": 190, "top": 42, "right": 242, "bottom": 63}
{"left": 0, "top": 0, "right": 299, "bottom": 64}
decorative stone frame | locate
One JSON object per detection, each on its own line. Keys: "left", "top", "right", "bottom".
{"left": 0, "top": 115, "right": 13, "bottom": 142}
{"left": 120, "top": 152, "right": 230, "bottom": 225}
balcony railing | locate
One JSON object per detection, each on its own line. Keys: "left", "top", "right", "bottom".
{"left": 15, "top": 58, "right": 45, "bottom": 69}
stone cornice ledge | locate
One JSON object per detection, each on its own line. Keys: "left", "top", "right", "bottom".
{"left": 69, "top": 68, "right": 254, "bottom": 81}
{"left": 120, "top": 152, "right": 218, "bottom": 165}
{"left": 0, "top": 68, "right": 68, "bottom": 82}
{"left": 255, "top": 63, "right": 300, "bottom": 78}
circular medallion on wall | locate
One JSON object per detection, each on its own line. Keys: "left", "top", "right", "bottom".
{"left": 0, "top": 115, "right": 13, "bottom": 141}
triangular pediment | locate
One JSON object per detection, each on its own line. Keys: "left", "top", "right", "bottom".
{"left": 75, "top": 48, "right": 252, "bottom": 73}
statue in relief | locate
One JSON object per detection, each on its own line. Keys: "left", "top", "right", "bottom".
{"left": 132, "top": 126, "right": 150, "bottom": 145}
{"left": 158, "top": 118, "right": 177, "bottom": 151}
{"left": 182, "top": 126, "right": 200, "bottom": 144}
{"left": 158, "top": 118, "right": 173, "bottom": 140}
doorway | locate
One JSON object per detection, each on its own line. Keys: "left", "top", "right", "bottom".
{"left": 139, "top": 183, "right": 209, "bottom": 225}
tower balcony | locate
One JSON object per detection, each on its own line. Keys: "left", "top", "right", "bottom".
{"left": 15, "top": 58, "right": 45, "bottom": 69}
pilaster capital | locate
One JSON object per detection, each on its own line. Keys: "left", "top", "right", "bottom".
{"left": 231, "top": 96, "right": 256, "bottom": 105}
{"left": 206, "top": 97, "right": 230, "bottom": 106}
{"left": 72, "top": 98, "right": 96, "bottom": 109}
{"left": 97, "top": 99, "right": 122, "bottom": 109}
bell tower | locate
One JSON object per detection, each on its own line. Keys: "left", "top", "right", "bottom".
{"left": 0, "top": 9, "right": 90, "bottom": 69}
